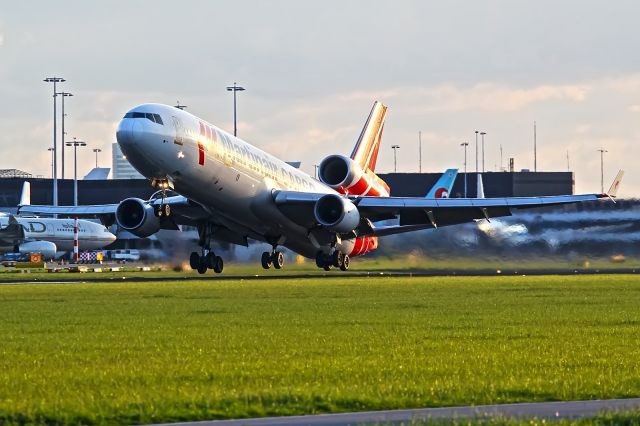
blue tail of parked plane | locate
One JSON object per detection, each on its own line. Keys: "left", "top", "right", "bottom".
{"left": 425, "top": 168, "right": 458, "bottom": 198}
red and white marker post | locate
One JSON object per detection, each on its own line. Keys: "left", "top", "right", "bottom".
{"left": 73, "top": 217, "right": 79, "bottom": 262}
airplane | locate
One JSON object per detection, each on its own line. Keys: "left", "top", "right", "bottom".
{"left": 0, "top": 213, "right": 117, "bottom": 260}
{"left": 19, "top": 101, "right": 622, "bottom": 273}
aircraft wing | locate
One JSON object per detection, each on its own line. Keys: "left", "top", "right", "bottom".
{"left": 18, "top": 195, "right": 209, "bottom": 227}
{"left": 18, "top": 203, "right": 119, "bottom": 217}
{"left": 274, "top": 190, "right": 610, "bottom": 236}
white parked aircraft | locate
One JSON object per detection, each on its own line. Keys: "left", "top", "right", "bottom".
{"left": 19, "top": 101, "right": 622, "bottom": 273}
{"left": 0, "top": 214, "right": 116, "bottom": 259}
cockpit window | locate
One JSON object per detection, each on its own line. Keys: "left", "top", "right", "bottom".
{"left": 123, "top": 111, "right": 164, "bottom": 125}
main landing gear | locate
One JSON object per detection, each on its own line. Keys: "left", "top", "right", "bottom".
{"left": 190, "top": 250, "right": 223, "bottom": 274}
{"left": 316, "top": 251, "right": 350, "bottom": 271}
{"left": 261, "top": 248, "right": 285, "bottom": 270}
{"left": 190, "top": 222, "right": 223, "bottom": 274}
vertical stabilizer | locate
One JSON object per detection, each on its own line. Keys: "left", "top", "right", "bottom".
{"left": 19, "top": 181, "right": 31, "bottom": 206}
{"left": 476, "top": 173, "right": 485, "bottom": 198}
{"left": 350, "top": 101, "right": 387, "bottom": 173}
{"left": 425, "top": 169, "right": 458, "bottom": 198}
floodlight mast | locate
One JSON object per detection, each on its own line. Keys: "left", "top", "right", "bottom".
{"left": 44, "top": 76, "right": 65, "bottom": 209}
{"left": 66, "top": 138, "right": 87, "bottom": 206}
{"left": 226, "top": 83, "right": 245, "bottom": 137}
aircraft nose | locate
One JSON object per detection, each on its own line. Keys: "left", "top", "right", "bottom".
{"left": 116, "top": 118, "right": 143, "bottom": 148}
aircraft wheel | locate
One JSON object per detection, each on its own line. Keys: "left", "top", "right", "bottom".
{"left": 332, "top": 251, "right": 344, "bottom": 268}
{"left": 154, "top": 205, "right": 163, "bottom": 217}
{"left": 272, "top": 251, "right": 284, "bottom": 269}
{"left": 213, "top": 256, "right": 224, "bottom": 274}
{"left": 261, "top": 252, "right": 272, "bottom": 269}
{"left": 323, "top": 264, "right": 332, "bottom": 271}
{"left": 189, "top": 252, "right": 200, "bottom": 270}
{"left": 163, "top": 204, "right": 171, "bottom": 217}
{"left": 340, "top": 254, "right": 350, "bottom": 271}
{"left": 197, "top": 257, "right": 208, "bottom": 274}
{"left": 315, "top": 251, "right": 326, "bottom": 268}
{"left": 205, "top": 252, "right": 217, "bottom": 269}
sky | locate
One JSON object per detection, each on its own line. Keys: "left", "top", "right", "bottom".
{"left": 1, "top": 0, "right": 639, "bottom": 196}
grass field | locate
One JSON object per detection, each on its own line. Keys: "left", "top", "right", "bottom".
{"left": 1, "top": 275, "right": 640, "bottom": 424}
{"left": 1, "top": 254, "right": 639, "bottom": 282}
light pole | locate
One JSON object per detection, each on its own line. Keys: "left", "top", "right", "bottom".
{"left": 474, "top": 130, "right": 479, "bottom": 173}
{"left": 597, "top": 148, "right": 608, "bottom": 193}
{"left": 66, "top": 138, "right": 86, "bottom": 206}
{"left": 418, "top": 131, "right": 422, "bottom": 173}
{"left": 44, "top": 77, "right": 65, "bottom": 207}
{"left": 313, "top": 164, "right": 319, "bottom": 179}
{"left": 391, "top": 145, "right": 400, "bottom": 172}
{"left": 47, "top": 147, "right": 54, "bottom": 179}
{"left": 57, "top": 92, "right": 73, "bottom": 179}
{"left": 226, "top": 82, "right": 245, "bottom": 137}
{"left": 93, "top": 148, "right": 102, "bottom": 168}
{"left": 480, "top": 131, "right": 486, "bottom": 173}
{"left": 460, "top": 142, "right": 469, "bottom": 197}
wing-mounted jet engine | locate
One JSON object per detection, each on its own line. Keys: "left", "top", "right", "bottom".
{"left": 115, "top": 198, "right": 160, "bottom": 238}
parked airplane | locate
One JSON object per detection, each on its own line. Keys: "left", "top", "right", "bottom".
{"left": 426, "top": 168, "right": 458, "bottom": 198}
{"left": 0, "top": 213, "right": 116, "bottom": 259}
{"left": 19, "top": 101, "right": 622, "bottom": 273}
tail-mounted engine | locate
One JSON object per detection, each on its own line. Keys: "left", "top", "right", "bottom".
{"left": 318, "top": 155, "right": 390, "bottom": 197}
{"left": 115, "top": 198, "right": 160, "bottom": 238}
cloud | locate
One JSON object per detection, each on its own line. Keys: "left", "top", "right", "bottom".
{"left": 403, "top": 82, "right": 591, "bottom": 113}
{"left": 629, "top": 105, "right": 640, "bottom": 113}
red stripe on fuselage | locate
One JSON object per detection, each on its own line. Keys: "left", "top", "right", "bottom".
{"left": 198, "top": 142, "right": 205, "bottom": 165}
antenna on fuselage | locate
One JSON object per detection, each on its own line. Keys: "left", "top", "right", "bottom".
{"left": 174, "top": 101, "right": 187, "bottom": 110}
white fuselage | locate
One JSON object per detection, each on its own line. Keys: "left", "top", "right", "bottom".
{"left": 0, "top": 216, "right": 116, "bottom": 252}
{"left": 117, "top": 104, "right": 338, "bottom": 257}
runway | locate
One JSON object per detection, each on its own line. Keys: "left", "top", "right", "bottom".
{"left": 0, "top": 267, "right": 639, "bottom": 286}
{"left": 153, "top": 398, "right": 640, "bottom": 425}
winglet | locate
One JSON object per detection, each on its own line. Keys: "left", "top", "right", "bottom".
{"left": 606, "top": 170, "right": 624, "bottom": 198}
{"left": 19, "top": 181, "right": 31, "bottom": 206}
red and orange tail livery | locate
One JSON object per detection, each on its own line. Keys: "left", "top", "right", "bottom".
{"left": 317, "top": 101, "right": 391, "bottom": 197}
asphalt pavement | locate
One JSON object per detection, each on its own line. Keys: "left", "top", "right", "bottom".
{"left": 152, "top": 398, "right": 640, "bottom": 425}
